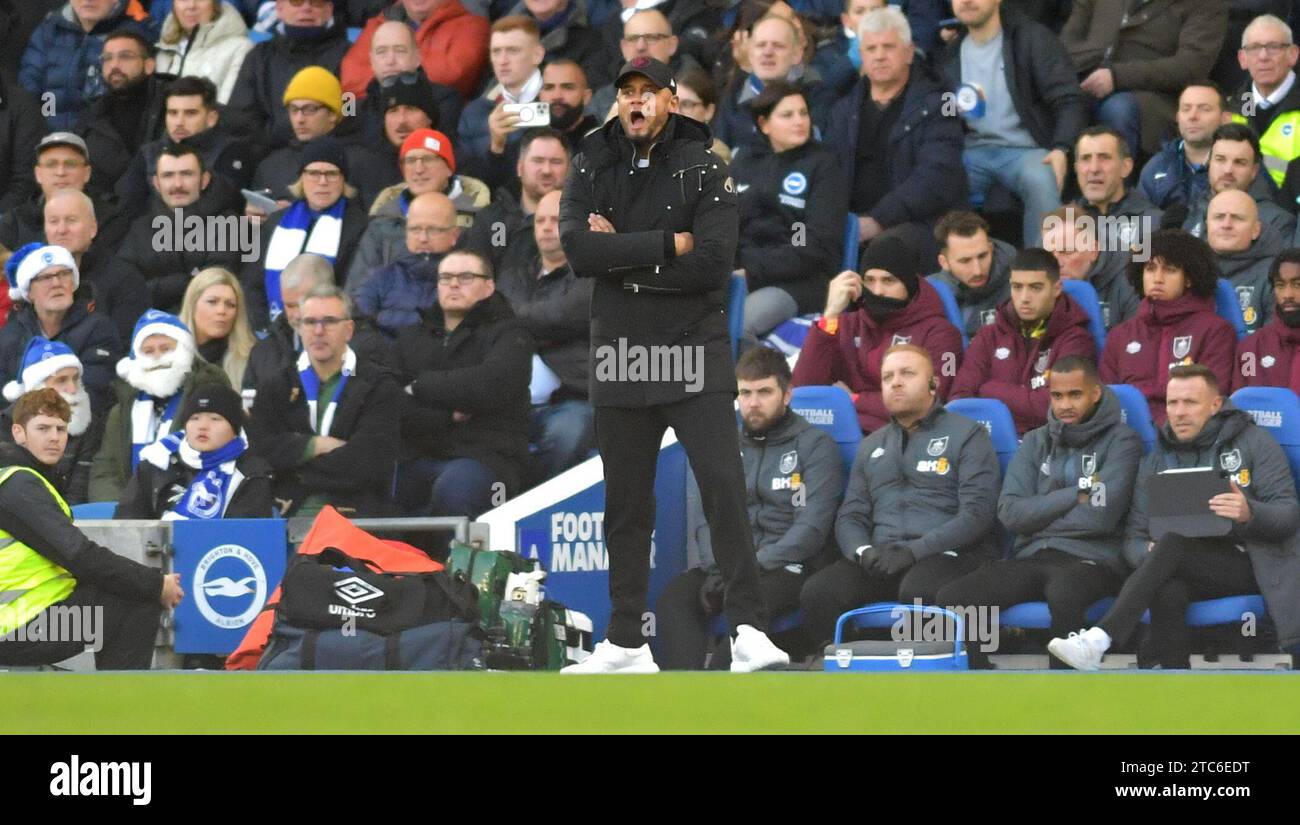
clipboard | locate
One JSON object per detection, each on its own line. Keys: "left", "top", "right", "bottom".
{"left": 1146, "top": 467, "right": 1233, "bottom": 539}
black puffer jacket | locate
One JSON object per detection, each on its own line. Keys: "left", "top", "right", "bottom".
{"left": 394, "top": 292, "right": 535, "bottom": 495}
{"left": 560, "top": 112, "right": 739, "bottom": 406}
{"left": 0, "top": 75, "right": 41, "bottom": 213}
{"left": 496, "top": 257, "right": 593, "bottom": 401}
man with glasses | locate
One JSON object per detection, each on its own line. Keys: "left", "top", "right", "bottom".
{"left": 0, "top": 244, "right": 122, "bottom": 416}
{"left": 76, "top": 30, "right": 167, "bottom": 203}
{"left": 249, "top": 65, "right": 398, "bottom": 212}
{"left": 0, "top": 133, "right": 130, "bottom": 270}
{"left": 1229, "top": 15, "right": 1300, "bottom": 205}
{"left": 247, "top": 285, "right": 402, "bottom": 517}
{"left": 356, "top": 192, "right": 461, "bottom": 338}
{"left": 346, "top": 128, "right": 490, "bottom": 291}
{"left": 586, "top": 10, "right": 692, "bottom": 121}
{"left": 227, "top": 0, "right": 352, "bottom": 152}
{"left": 394, "top": 248, "right": 535, "bottom": 517}
{"left": 19, "top": 0, "right": 150, "bottom": 131}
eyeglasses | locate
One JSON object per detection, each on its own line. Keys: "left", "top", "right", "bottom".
{"left": 1243, "top": 42, "right": 1294, "bottom": 55}
{"left": 299, "top": 316, "right": 350, "bottom": 330}
{"left": 288, "top": 102, "right": 328, "bottom": 117}
{"left": 677, "top": 99, "right": 704, "bottom": 112}
{"left": 408, "top": 224, "right": 457, "bottom": 237}
{"left": 285, "top": 0, "right": 332, "bottom": 7}
{"left": 37, "top": 159, "right": 86, "bottom": 171}
{"left": 622, "top": 33, "right": 672, "bottom": 45}
{"left": 301, "top": 168, "right": 343, "bottom": 182}
{"left": 402, "top": 154, "right": 446, "bottom": 169}
{"left": 31, "top": 269, "right": 74, "bottom": 285}
{"left": 437, "top": 271, "right": 488, "bottom": 284}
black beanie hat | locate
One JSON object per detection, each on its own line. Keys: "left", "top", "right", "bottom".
{"left": 380, "top": 74, "right": 440, "bottom": 130}
{"left": 179, "top": 383, "right": 244, "bottom": 432}
{"left": 298, "top": 135, "right": 350, "bottom": 180}
{"left": 859, "top": 235, "right": 919, "bottom": 299}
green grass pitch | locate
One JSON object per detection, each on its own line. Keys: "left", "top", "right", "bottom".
{"left": 3, "top": 671, "right": 1299, "bottom": 733}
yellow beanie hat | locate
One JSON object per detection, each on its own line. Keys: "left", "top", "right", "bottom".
{"left": 283, "top": 66, "right": 343, "bottom": 116}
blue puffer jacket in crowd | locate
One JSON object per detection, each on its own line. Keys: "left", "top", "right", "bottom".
{"left": 1138, "top": 139, "right": 1210, "bottom": 211}
{"left": 19, "top": 1, "right": 150, "bottom": 131}
{"left": 355, "top": 249, "right": 449, "bottom": 340}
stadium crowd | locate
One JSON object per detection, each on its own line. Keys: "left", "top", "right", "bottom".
{"left": 2, "top": 0, "right": 1300, "bottom": 670}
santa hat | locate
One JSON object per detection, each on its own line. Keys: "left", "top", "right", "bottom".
{"left": 2, "top": 337, "right": 82, "bottom": 402}
{"left": 5, "top": 243, "right": 79, "bottom": 303}
{"left": 116, "top": 309, "right": 195, "bottom": 380}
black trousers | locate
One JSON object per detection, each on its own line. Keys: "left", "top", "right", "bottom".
{"left": 654, "top": 566, "right": 805, "bottom": 670}
{"left": 1098, "top": 534, "right": 1259, "bottom": 669}
{"left": 935, "top": 548, "right": 1123, "bottom": 668}
{"left": 799, "top": 552, "right": 982, "bottom": 647}
{"left": 595, "top": 393, "right": 767, "bottom": 648}
{"left": 0, "top": 583, "right": 161, "bottom": 670}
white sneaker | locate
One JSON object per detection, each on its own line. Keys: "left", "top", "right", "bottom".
{"left": 560, "top": 640, "right": 659, "bottom": 674}
{"left": 1047, "top": 629, "right": 1110, "bottom": 671}
{"left": 729, "top": 624, "right": 790, "bottom": 673}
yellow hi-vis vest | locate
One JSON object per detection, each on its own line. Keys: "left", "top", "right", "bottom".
{"left": 1231, "top": 110, "right": 1300, "bottom": 189}
{"left": 0, "top": 466, "right": 76, "bottom": 637}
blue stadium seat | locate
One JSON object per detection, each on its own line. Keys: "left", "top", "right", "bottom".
{"left": 790, "top": 385, "right": 862, "bottom": 476}
{"left": 72, "top": 501, "right": 116, "bottom": 519}
{"left": 843, "top": 213, "right": 860, "bottom": 271}
{"left": 1139, "top": 594, "right": 1267, "bottom": 627}
{"left": 944, "top": 397, "right": 1018, "bottom": 476}
{"left": 1109, "top": 383, "right": 1157, "bottom": 453}
{"left": 1229, "top": 386, "right": 1300, "bottom": 488}
{"left": 1060, "top": 279, "right": 1106, "bottom": 359}
{"left": 727, "top": 271, "right": 746, "bottom": 361}
{"left": 248, "top": 30, "right": 271, "bottom": 43}
{"left": 926, "top": 277, "right": 970, "bottom": 349}
{"left": 1215, "top": 279, "right": 1248, "bottom": 340}
{"left": 1000, "top": 598, "right": 1115, "bottom": 629}
{"left": 348, "top": 27, "right": 362, "bottom": 42}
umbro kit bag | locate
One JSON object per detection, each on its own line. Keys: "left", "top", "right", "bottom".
{"left": 258, "top": 547, "right": 484, "bottom": 671}
{"left": 823, "top": 604, "right": 969, "bottom": 672}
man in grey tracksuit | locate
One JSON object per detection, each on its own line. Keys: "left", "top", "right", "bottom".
{"left": 1041, "top": 207, "right": 1140, "bottom": 330}
{"left": 1050, "top": 364, "right": 1300, "bottom": 669}
{"left": 655, "top": 348, "right": 844, "bottom": 669}
{"left": 936, "top": 356, "right": 1143, "bottom": 666}
{"left": 799, "top": 344, "right": 1000, "bottom": 646}
{"left": 926, "top": 212, "right": 1018, "bottom": 339}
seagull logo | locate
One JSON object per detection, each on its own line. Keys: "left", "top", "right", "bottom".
{"left": 202, "top": 576, "right": 257, "bottom": 598}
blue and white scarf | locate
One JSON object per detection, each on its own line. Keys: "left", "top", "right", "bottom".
{"left": 298, "top": 347, "right": 356, "bottom": 437}
{"left": 140, "top": 432, "right": 248, "bottom": 520}
{"left": 130, "top": 392, "right": 183, "bottom": 471}
{"left": 262, "top": 198, "right": 347, "bottom": 321}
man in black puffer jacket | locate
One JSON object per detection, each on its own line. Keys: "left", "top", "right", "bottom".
{"left": 393, "top": 248, "right": 535, "bottom": 518}
{"left": 559, "top": 57, "right": 788, "bottom": 673}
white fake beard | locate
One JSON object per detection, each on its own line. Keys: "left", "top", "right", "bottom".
{"left": 127, "top": 346, "right": 195, "bottom": 400}
{"left": 61, "top": 387, "right": 92, "bottom": 437}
